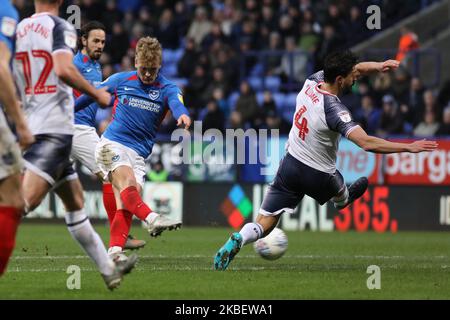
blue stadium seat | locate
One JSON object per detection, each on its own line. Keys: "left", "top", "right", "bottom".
{"left": 256, "top": 92, "right": 264, "bottom": 106}
{"left": 228, "top": 91, "right": 240, "bottom": 110}
{"left": 162, "top": 63, "right": 178, "bottom": 77}
{"left": 172, "top": 78, "right": 189, "bottom": 88}
{"left": 248, "top": 77, "right": 263, "bottom": 92}
{"left": 265, "top": 76, "right": 281, "bottom": 92}
{"left": 272, "top": 93, "right": 285, "bottom": 111}
{"left": 250, "top": 63, "right": 264, "bottom": 77}
{"left": 283, "top": 93, "right": 298, "bottom": 110}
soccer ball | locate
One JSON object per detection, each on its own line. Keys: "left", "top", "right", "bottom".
{"left": 253, "top": 227, "right": 288, "bottom": 260}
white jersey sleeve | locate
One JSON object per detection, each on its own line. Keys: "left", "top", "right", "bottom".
{"left": 13, "top": 14, "right": 77, "bottom": 135}
{"left": 286, "top": 70, "right": 359, "bottom": 173}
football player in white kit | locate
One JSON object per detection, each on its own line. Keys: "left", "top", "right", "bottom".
{"left": 0, "top": 0, "right": 34, "bottom": 276}
{"left": 214, "top": 50, "right": 438, "bottom": 270}
{"left": 13, "top": 0, "right": 137, "bottom": 289}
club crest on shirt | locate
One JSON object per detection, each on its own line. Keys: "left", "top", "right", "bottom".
{"left": 338, "top": 111, "right": 352, "bottom": 123}
{"left": 148, "top": 90, "right": 160, "bottom": 100}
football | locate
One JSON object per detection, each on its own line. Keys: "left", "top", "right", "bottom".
{"left": 253, "top": 227, "right": 288, "bottom": 260}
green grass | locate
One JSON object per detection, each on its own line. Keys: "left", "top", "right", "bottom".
{"left": 0, "top": 223, "right": 449, "bottom": 299}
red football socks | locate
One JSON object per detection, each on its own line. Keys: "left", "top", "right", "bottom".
{"left": 109, "top": 209, "right": 133, "bottom": 248}
{"left": 0, "top": 207, "right": 21, "bottom": 275}
{"left": 120, "top": 186, "right": 151, "bottom": 221}
{"left": 102, "top": 183, "right": 116, "bottom": 225}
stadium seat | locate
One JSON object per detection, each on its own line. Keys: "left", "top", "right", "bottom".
{"left": 265, "top": 76, "right": 281, "bottom": 92}
{"left": 228, "top": 91, "right": 240, "bottom": 110}
{"left": 272, "top": 93, "right": 285, "bottom": 111}
{"left": 172, "top": 78, "right": 189, "bottom": 88}
{"left": 248, "top": 76, "right": 263, "bottom": 92}
{"left": 162, "top": 63, "right": 178, "bottom": 77}
{"left": 250, "top": 63, "right": 264, "bottom": 77}
{"left": 283, "top": 93, "right": 298, "bottom": 110}
{"left": 256, "top": 92, "right": 264, "bottom": 106}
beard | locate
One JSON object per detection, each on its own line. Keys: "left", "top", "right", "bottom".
{"left": 341, "top": 81, "right": 355, "bottom": 95}
{"left": 87, "top": 47, "right": 102, "bottom": 61}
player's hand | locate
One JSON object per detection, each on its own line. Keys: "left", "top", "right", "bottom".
{"left": 379, "top": 60, "right": 400, "bottom": 72}
{"left": 177, "top": 114, "right": 191, "bottom": 130}
{"left": 16, "top": 123, "right": 35, "bottom": 150}
{"left": 407, "top": 139, "right": 438, "bottom": 153}
{"left": 94, "top": 87, "right": 112, "bottom": 108}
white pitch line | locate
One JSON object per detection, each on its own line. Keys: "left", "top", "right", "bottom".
{"left": 7, "top": 264, "right": 450, "bottom": 273}
{"left": 12, "top": 254, "right": 450, "bottom": 260}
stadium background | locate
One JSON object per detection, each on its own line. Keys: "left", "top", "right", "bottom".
{"left": 12, "top": 0, "right": 450, "bottom": 232}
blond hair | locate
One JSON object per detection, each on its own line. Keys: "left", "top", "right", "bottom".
{"left": 135, "top": 37, "right": 162, "bottom": 66}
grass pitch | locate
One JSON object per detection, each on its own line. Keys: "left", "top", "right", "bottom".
{"left": 0, "top": 223, "right": 449, "bottom": 299}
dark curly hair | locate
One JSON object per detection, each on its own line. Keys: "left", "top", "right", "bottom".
{"left": 78, "top": 21, "right": 106, "bottom": 49}
{"left": 323, "top": 50, "right": 359, "bottom": 83}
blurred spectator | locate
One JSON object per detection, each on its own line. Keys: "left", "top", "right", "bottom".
{"left": 408, "top": 77, "right": 425, "bottom": 110}
{"left": 343, "top": 6, "right": 366, "bottom": 47}
{"left": 265, "top": 32, "right": 283, "bottom": 75}
{"left": 201, "top": 22, "right": 230, "bottom": 50}
{"left": 396, "top": 26, "right": 419, "bottom": 64}
{"left": 416, "top": 89, "right": 441, "bottom": 125}
{"left": 187, "top": 6, "right": 212, "bottom": 46}
{"left": 373, "top": 72, "right": 393, "bottom": 105}
{"left": 185, "top": 65, "right": 209, "bottom": 113}
{"left": 264, "top": 109, "right": 291, "bottom": 135}
{"left": 278, "top": 14, "right": 297, "bottom": 44}
{"left": 377, "top": 95, "right": 404, "bottom": 137}
{"left": 436, "top": 106, "right": 450, "bottom": 136}
{"left": 276, "top": 37, "right": 308, "bottom": 85}
{"left": 316, "top": 24, "right": 342, "bottom": 69}
{"left": 234, "top": 81, "right": 259, "bottom": 127}
{"left": 156, "top": 9, "right": 180, "bottom": 49}
{"left": 391, "top": 67, "right": 410, "bottom": 104}
{"left": 108, "top": 22, "right": 130, "bottom": 64}
{"left": 102, "top": 0, "right": 123, "bottom": 33}
{"left": 202, "top": 100, "right": 225, "bottom": 133}
{"left": 413, "top": 110, "right": 439, "bottom": 137}
{"left": 212, "top": 88, "right": 230, "bottom": 120}
{"left": 202, "top": 67, "right": 230, "bottom": 103}
{"left": 173, "top": 1, "right": 190, "bottom": 38}
{"left": 178, "top": 38, "right": 199, "bottom": 78}
{"left": 355, "top": 95, "right": 381, "bottom": 135}
{"left": 298, "top": 22, "right": 319, "bottom": 55}
{"left": 147, "top": 161, "right": 169, "bottom": 182}
{"left": 229, "top": 110, "right": 245, "bottom": 130}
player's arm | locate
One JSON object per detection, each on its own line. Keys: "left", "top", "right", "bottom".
{"left": 355, "top": 60, "right": 400, "bottom": 77}
{"left": 52, "top": 51, "right": 110, "bottom": 107}
{"left": 348, "top": 126, "right": 438, "bottom": 153}
{"left": 0, "top": 42, "right": 34, "bottom": 148}
{"left": 74, "top": 73, "right": 120, "bottom": 112}
{"left": 166, "top": 86, "right": 191, "bottom": 130}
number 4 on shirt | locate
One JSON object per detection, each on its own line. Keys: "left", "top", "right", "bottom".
{"left": 294, "top": 105, "right": 309, "bottom": 140}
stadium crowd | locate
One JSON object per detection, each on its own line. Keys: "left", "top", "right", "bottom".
{"left": 12, "top": 0, "right": 450, "bottom": 138}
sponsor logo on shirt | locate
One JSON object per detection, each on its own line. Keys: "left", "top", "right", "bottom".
{"left": 122, "top": 96, "right": 161, "bottom": 113}
{"left": 178, "top": 93, "right": 184, "bottom": 104}
{"left": 1, "top": 17, "right": 16, "bottom": 37}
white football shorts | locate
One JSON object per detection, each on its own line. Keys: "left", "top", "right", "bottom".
{"left": 95, "top": 136, "right": 146, "bottom": 187}
{"left": 71, "top": 124, "right": 101, "bottom": 175}
{"left": 0, "top": 111, "right": 23, "bottom": 180}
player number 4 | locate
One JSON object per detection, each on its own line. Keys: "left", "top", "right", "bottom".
{"left": 294, "top": 105, "right": 309, "bottom": 140}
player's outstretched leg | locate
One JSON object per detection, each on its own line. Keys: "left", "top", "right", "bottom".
{"left": 333, "top": 177, "right": 368, "bottom": 210}
{"left": 214, "top": 222, "right": 265, "bottom": 270}
{"left": 214, "top": 232, "right": 243, "bottom": 271}
{"left": 120, "top": 185, "right": 181, "bottom": 238}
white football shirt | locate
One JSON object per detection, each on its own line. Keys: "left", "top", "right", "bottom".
{"left": 13, "top": 12, "right": 77, "bottom": 135}
{"left": 287, "top": 71, "right": 360, "bottom": 173}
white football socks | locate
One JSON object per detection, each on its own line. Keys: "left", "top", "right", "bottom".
{"left": 239, "top": 222, "right": 264, "bottom": 246}
{"left": 65, "top": 209, "right": 115, "bottom": 276}
{"left": 332, "top": 186, "right": 349, "bottom": 207}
